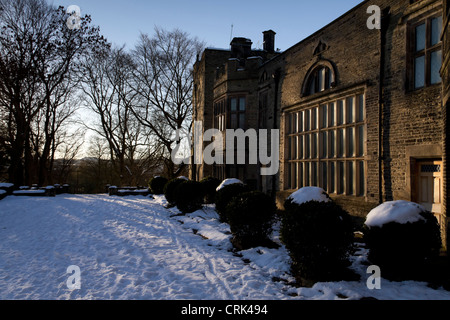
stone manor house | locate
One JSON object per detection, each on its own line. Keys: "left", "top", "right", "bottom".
{"left": 191, "top": 0, "right": 450, "bottom": 250}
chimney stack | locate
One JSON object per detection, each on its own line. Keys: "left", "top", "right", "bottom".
{"left": 230, "top": 37, "right": 253, "bottom": 59}
{"left": 263, "top": 30, "right": 276, "bottom": 53}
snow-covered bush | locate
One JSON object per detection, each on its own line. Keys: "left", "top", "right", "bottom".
{"left": 199, "top": 176, "right": 221, "bottom": 204}
{"left": 216, "top": 178, "right": 244, "bottom": 192}
{"left": 363, "top": 201, "right": 441, "bottom": 280}
{"left": 281, "top": 187, "right": 355, "bottom": 285}
{"left": 164, "top": 178, "right": 187, "bottom": 206}
{"left": 0, "top": 183, "right": 14, "bottom": 195}
{"left": 214, "top": 181, "right": 250, "bottom": 222}
{"left": 174, "top": 180, "right": 203, "bottom": 214}
{"left": 226, "top": 191, "right": 276, "bottom": 250}
{"left": 149, "top": 176, "right": 168, "bottom": 195}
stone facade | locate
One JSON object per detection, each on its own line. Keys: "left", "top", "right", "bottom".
{"left": 192, "top": 0, "right": 448, "bottom": 248}
{"left": 442, "top": 0, "right": 449, "bottom": 250}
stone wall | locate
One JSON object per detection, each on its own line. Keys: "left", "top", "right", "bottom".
{"left": 442, "top": 0, "right": 449, "bottom": 250}
{"left": 275, "top": 0, "right": 444, "bottom": 218}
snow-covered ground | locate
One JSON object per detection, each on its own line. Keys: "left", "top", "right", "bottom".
{"left": 0, "top": 194, "right": 449, "bottom": 300}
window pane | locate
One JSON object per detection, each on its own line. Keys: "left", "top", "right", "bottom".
{"left": 415, "top": 23, "right": 426, "bottom": 52}
{"left": 298, "top": 112, "right": 303, "bottom": 132}
{"left": 338, "top": 100, "right": 344, "bottom": 125}
{"left": 338, "top": 162, "right": 345, "bottom": 194}
{"left": 329, "top": 102, "right": 336, "bottom": 127}
{"left": 338, "top": 128, "right": 345, "bottom": 158}
{"left": 330, "top": 130, "right": 336, "bottom": 157}
{"left": 304, "top": 109, "right": 310, "bottom": 131}
{"left": 239, "top": 114, "right": 245, "bottom": 129}
{"left": 291, "top": 137, "right": 297, "bottom": 160}
{"left": 318, "top": 68, "right": 324, "bottom": 91}
{"left": 239, "top": 97, "right": 246, "bottom": 111}
{"left": 330, "top": 162, "right": 336, "bottom": 193}
{"left": 358, "top": 125, "right": 365, "bottom": 157}
{"left": 305, "top": 135, "right": 310, "bottom": 159}
{"left": 348, "top": 161, "right": 354, "bottom": 195}
{"left": 286, "top": 114, "right": 291, "bottom": 133}
{"left": 298, "top": 163, "right": 303, "bottom": 189}
{"left": 346, "top": 97, "right": 354, "bottom": 124}
{"left": 431, "top": 16, "right": 443, "bottom": 46}
{"left": 431, "top": 50, "right": 442, "bottom": 84}
{"left": 320, "top": 105, "right": 327, "bottom": 128}
{"left": 231, "top": 98, "right": 237, "bottom": 111}
{"left": 312, "top": 133, "right": 318, "bottom": 159}
{"left": 231, "top": 114, "right": 237, "bottom": 128}
{"left": 327, "top": 68, "right": 332, "bottom": 89}
{"left": 311, "top": 108, "right": 317, "bottom": 130}
{"left": 359, "top": 161, "right": 365, "bottom": 196}
{"left": 291, "top": 163, "right": 297, "bottom": 190}
{"left": 357, "top": 95, "right": 365, "bottom": 122}
{"left": 305, "top": 162, "right": 310, "bottom": 186}
{"left": 298, "top": 135, "right": 303, "bottom": 159}
{"left": 321, "top": 162, "right": 328, "bottom": 192}
{"left": 415, "top": 55, "right": 425, "bottom": 88}
{"left": 309, "top": 77, "right": 316, "bottom": 95}
{"left": 348, "top": 127, "right": 355, "bottom": 157}
{"left": 291, "top": 113, "right": 297, "bottom": 133}
{"left": 312, "top": 162, "right": 317, "bottom": 187}
{"left": 321, "top": 131, "right": 328, "bottom": 158}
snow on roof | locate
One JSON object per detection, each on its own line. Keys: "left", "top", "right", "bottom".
{"left": 287, "top": 187, "right": 331, "bottom": 205}
{"left": 216, "top": 178, "right": 244, "bottom": 191}
{"left": 365, "top": 200, "right": 427, "bottom": 228}
{"left": 177, "top": 176, "right": 189, "bottom": 180}
{"left": 0, "top": 183, "right": 14, "bottom": 188}
{"left": 13, "top": 190, "right": 46, "bottom": 194}
{"left": 205, "top": 47, "right": 230, "bottom": 51}
{"left": 0, "top": 190, "right": 6, "bottom": 195}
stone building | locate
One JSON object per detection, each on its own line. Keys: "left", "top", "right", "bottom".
{"left": 191, "top": 0, "right": 448, "bottom": 249}
{"left": 191, "top": 33, "right": 280, "bottom": 191}
{"left": 442, "top": 0, "right": 449, "bottom": 250}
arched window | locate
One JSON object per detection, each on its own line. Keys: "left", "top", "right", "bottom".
{"left": 302, "top": 61, "right": 337, "bottom": 97}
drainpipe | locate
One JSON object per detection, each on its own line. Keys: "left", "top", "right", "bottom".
{"left": 378, "top": 7, "right": 390, "bottom": 204}
{"left": 272, "top": 68, "right": 281, "bottom": 200}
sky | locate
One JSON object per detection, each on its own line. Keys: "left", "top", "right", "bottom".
{"left": 52, "top": 0, "right": 364, "bottom": 52}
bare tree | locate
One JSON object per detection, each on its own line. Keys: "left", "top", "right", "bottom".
{"left": 131, "top": 27, "right": 205, "bottom": 178}
{"left": 51, "top": 126, "right": 85, "bottom": 184}
{"left": 0, "top": 0, "right": 108, "bottom": 186}
{"left": 79, "top": 47, "right": 160, "bottom": 187}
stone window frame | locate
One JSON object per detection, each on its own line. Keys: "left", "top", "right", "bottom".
{"left": 228, "top": 95, "right": 247, "bottom": 130}
{"left": 407, "top": 12, "right": 443, "bottom": 90}
{"left": 285, "top": 92, "right": 366, "bottom": 197}
{"left": 213, "top": 98, "right": 227, "bottom": 131}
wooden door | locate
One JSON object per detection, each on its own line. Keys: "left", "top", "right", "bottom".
{"left": 416, "top": 161, "right": 443, "bottom": 226}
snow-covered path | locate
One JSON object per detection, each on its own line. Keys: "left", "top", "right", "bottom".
{"left": 1, "top": 194, "right": 450, "bottom": 300}
{"left": 0, "top": 195, "right": 289, "bottom": 300}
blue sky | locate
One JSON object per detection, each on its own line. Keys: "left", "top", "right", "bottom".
{"left": 52, "top": 0, "right": 364, "bottom": 51}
